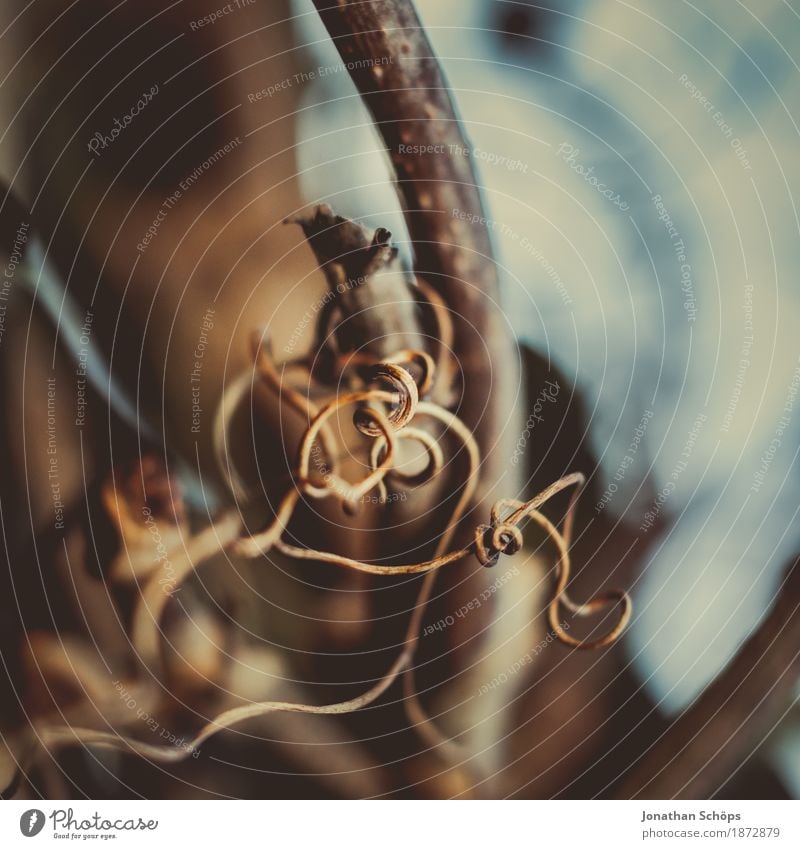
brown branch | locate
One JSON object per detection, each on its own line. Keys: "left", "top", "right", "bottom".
{"left": 614, "top": 559, "right": 800, "bottom": 799}
{"left": 309, "top": 0, "right": 514, "bottom": 470}
{"left": 310, "top": 1, "right": 495, "bottom": 288}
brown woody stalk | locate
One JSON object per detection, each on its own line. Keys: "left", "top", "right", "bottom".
{"left": 309, "top": 0, "right": 513, "bottom": 470}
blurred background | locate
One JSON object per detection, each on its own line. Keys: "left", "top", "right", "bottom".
{"left": 0, "top": 0, "right": 798, "bottom": 799}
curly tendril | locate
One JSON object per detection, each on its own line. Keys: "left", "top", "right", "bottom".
{"left": 29, "top": 334, "right": 630, "bottom": 777}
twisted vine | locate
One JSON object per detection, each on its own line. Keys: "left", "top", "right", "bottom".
{"left": 19, "top": 339, "right": 630, "bottom": 780}
{"left": 8, "top": 273, "right": 631, "bottom": 793}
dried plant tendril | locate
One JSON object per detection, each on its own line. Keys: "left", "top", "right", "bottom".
{"left": 25, "top": 332, "right": 630, "bottom": 778}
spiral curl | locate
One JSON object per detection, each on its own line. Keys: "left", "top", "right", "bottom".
{"left": 26, "top": 331, "right": 631, "bottom": 778}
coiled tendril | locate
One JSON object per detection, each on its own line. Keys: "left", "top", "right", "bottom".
{"left": 24, "top": 313, "right": 630, "bottom": 782}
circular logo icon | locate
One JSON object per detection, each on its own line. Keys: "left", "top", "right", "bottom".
{"left": 20, "top": 810, "right": 46, "bottom": 837}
